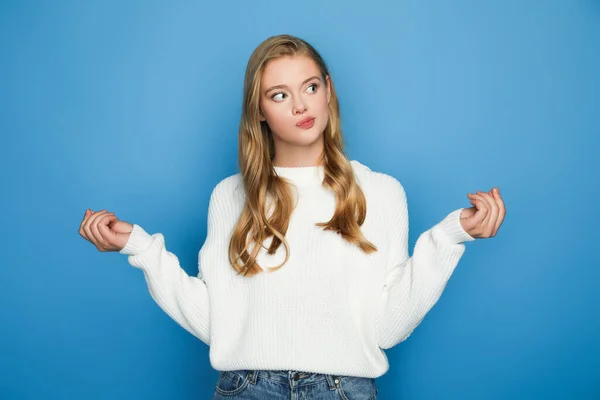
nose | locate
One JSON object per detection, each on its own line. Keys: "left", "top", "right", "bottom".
{"left": 292, "top": 101, "right": 307, "bottom": 115}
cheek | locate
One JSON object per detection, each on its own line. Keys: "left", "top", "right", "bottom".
{"left": 313, "top": 93, "right": 329, "bottom": 113}
{"left": 260, "top": 102, "right": 277, "bottom": 121}
{"left": 261, "top": 104, "right": 291, "bottom": 132}
{"left": 314, "top": 100, "right": 329, "bottom": 125}
{"left": 264, "top": 106, "right": 286, "bottom": 124}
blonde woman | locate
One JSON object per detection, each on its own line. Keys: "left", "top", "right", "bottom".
{"left": 79, "top": 34, "right": 506, "bottom": 399}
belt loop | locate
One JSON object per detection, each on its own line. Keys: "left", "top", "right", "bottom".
{"left": 325, "top": 374, "right": 337, "bottom": 390}
{"left": 247, "top": 370, "right": 258, "bottom": 385}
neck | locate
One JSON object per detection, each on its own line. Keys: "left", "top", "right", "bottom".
{"left": 272, "top": 163, "right": 325, "bottom": 187}
{"left": 271, "top": 137, "right": 324, "bottom": 168}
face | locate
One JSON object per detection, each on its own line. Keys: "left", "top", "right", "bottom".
{"left": 259, "top": 55, "right": 331, "bottom": 166}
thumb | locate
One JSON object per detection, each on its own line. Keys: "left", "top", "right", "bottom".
{"left": 98, "top": 216, "right": 120, "bottom": 242}
{"left": 109, "top": 219, "right": 133, "bottom": 234}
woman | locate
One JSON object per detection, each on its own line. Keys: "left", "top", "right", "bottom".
{"left": 79, "top": 34, "right": 506, "bottom": 399}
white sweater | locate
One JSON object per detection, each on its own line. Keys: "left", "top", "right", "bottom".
{"left": 119, "top": 160, "right": 475, "bottom": 378}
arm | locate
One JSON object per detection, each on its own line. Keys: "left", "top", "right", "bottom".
{"left": 118, "top": 189, "right": 223, "bottom": 346}
{"left": 375, "top": 179, "right": 475, "bottom": 349}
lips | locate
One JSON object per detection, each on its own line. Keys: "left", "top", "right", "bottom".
{"left": 296, "top": 117, "right": 315, "bottom": 128}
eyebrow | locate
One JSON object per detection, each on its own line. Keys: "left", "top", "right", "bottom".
{"left": 264, "top": 75, "right": 321, "bottom": 95}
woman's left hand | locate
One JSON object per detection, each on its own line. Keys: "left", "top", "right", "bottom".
{"left": 460, "top": 187, "right": 506, "bottom": 239}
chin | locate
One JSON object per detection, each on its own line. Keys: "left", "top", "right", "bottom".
{"left": 295, "top": 130, "right": 324, "bottom": 146}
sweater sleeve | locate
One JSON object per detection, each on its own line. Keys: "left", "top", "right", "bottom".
{"left": 118, "top": 188, "right": 224, "bottom": 346}
{"left": 375, "top": 178, "right": 475, "bottom": 349}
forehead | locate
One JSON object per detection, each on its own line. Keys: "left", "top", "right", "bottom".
{"left": 261, "top": 55, "right": 321, "bottom": 87}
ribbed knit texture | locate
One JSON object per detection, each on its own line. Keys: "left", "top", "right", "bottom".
{"left": 119, "top": 160, "right": 475, "bottom": 378}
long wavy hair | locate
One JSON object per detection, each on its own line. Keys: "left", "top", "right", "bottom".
{"left": 229, "top": 34, "right": 377, "bottom": 277}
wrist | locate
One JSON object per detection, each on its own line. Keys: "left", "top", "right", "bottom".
{"left": 118, "top": 224, "right": 154, "bottom": 256}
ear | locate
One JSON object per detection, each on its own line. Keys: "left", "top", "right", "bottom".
{"left": 326, "top": 75, "right": 331, "bottom": 104}
{"left": 258, "top": 108, "right": 266, "bottom": 121}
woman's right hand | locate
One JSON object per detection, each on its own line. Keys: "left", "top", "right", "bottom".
{"left": 79, "top": 209, "right": 133, "bottom": 252}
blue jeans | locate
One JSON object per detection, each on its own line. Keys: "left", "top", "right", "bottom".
{"left": 212, "top": 369, "right": 378, "bottom": 399}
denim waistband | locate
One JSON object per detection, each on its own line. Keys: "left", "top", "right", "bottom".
{"left": 240, "top": 369, "right": 369, "bottom": 389}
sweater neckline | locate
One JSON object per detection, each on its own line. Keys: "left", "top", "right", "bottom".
{"left": 273, "top": 164, "right": 325, "bottom": 187}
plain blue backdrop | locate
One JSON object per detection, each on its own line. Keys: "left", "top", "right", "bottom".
{"left": 1, "top": 0, "right": 599, "bottom": 399}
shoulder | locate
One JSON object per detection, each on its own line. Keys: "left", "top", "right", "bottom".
{"left": 209, "top": 173, "right": 244, "bottom": 209}
{"left": 350, "top": 160, "right": 406, "bottom": 202}
{"left": 212, "top": 172, "right": 243, "bottom": 196}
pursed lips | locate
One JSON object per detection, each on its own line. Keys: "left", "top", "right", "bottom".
{"left": 296, "top": 117, "right": 315, "bottom": 127}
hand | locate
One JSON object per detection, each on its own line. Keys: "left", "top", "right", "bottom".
{"left": 79, "top": 209, "right": 134, "bottom": 252}
{"left": 460, "top": 187, "right": 506, "bottom": 239}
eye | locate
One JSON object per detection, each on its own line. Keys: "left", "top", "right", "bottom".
{"left": 306, "top": 83, "right": 319, "bottom": 93}
{"left": 271, "top": 91, "right": 287, "bottom": 101}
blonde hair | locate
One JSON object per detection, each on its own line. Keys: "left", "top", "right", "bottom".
{"left": 229, "top": 34, "right": 377, "bottom": 277}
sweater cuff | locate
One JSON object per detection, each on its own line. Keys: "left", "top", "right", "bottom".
{"left": 119, "top": 224, "right": 154, "bottom": 256}
{"left": 433, "top": 208, "right": 476, "bottom": 244}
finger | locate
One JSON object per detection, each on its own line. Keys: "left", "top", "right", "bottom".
{"left": 98, "top": 215, "right": 118, "bottom": 245}
{"left": 83, "top": 210, "right": 106, "bottom": 245}
{"left": 477, "top": 191, "right": 495, "bottom": 228}
{"left": 79, "top": 209, "right": 94, "bottom": 239}
{"left": 468, "top": 193, "right": 488, "bottom": 221}
{"left": 491, "top": 188, "right": 506, "bottom": 235}
{"left": 486, "top": 190, "right": 500, "bottom": 236}
{"left": 89, "top": 211, "right": 115, "bottom": 248}
{"left": 80, "top": 209, "right": 100, "bottom": 240}
{"left": 82, "top": 209, "right": 104, "bottom": 238}
{"left": 84, "top": 210, "right": 112, "bottom": 247}
{"left": 478, "top": 191, "right": 499, "bottom": 237}
{"left": 466, "top": 196, "right": 486, "bottom": 237}
{"left": 475, "top": 191, "right": 493, "bottom": 220}
{"left": 467, "top": 194, "right": 488, "bottom": 226}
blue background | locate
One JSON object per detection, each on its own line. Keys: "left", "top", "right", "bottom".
{"left": 2, "top": 1, "right": 599, "bottom": 399}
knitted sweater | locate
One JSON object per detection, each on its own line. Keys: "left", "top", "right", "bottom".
{"left": 119, "top": 160, "right": 475, "bottom": 378}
